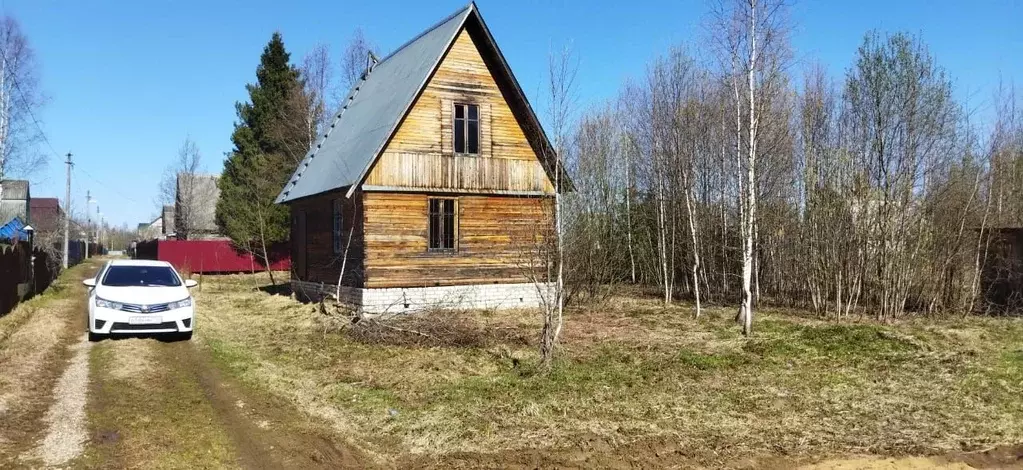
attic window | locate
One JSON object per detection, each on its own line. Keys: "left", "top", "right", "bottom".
{"left": 454, "top": 103, "right": 479, "bottom": 155}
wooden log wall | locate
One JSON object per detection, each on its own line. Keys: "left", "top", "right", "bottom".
{"left": 289, "top": 190, "right": 364, "bottom": 287}
{"left": 362, "top": 192, "right": 551, "bottom": 288}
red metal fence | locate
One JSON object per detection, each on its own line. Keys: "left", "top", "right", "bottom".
{"left": 133, "top": 239, "right": 290, "bottom": 274}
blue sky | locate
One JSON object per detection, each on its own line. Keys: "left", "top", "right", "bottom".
{"left": 5, "top": 0, "right": 1022, "bottom": 227}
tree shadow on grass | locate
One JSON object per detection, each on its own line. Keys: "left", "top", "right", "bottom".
{"left": 257, "top": 283, "right": 292, "bottom": 297}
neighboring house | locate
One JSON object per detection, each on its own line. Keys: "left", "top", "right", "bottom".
{"left": 137, "top": 216, "right": 164, "bottom": 240}
{"left": 276, "top": 3, "right": 563, "bottom": 312}
{"left": 0, "top": 179, "right": 30, "bottom": 227}
{"left": 162, "top": 205, "right": 176, "bottom": 238}
{"left": 28, "top": 197, "right": 65, "bottom": 251}
{"left": 175, "top": 174, "right": 223, "bottom": 240}
{"left": 29, "top": 198, "right": 63, "bottom": 233}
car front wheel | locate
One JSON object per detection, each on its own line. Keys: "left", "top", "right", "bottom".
{"left": 88, "top": 331, "right": 104, "bottom": 342}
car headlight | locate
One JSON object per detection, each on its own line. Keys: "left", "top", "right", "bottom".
{"left": 95, "top": 297, "right": 123, "bottom": 310}
{"left": 169, "top": 297, "right": 192, "bottom": 310}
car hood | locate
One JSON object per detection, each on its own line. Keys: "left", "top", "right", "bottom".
{"left": 93, "top": 286, "right": 190, "bottom": 305}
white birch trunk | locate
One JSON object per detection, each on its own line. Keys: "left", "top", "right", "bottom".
{"left": 739, "top": 0, "right": 759, "bottom": 336}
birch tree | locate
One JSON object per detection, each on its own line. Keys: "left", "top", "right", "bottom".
{"left": 714, "top": 0, "right": 791, "bottom": 335}
{"left": 337, "top": 28, "right": 376, "bottom": 102}
{"left": 301, "top": 43, "right": 334, "bottom": 142}
{"left": 538, "top": 46, "right": 577, "bottom": 371}
{"left": 0, "top": 16, "right": 43, "bottom": 204}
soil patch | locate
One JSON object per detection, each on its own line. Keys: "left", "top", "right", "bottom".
{"left": 191, "top": 338, "right": 376, "bottom": 469}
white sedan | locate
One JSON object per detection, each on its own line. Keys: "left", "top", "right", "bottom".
{"left": 83, "top": 260, "right": 198, "bottom": 341}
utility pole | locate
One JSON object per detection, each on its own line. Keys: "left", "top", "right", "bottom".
{"left": 96, "top": 206, "right": 102, "bottom": 253}
{"left": 85, "top": 190, "right": 91, "bottom": 259}
{"left": 62, "top": 152, "right": 72, "bottom": 269}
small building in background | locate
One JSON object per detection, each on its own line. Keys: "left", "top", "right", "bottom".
{"left": 137, "top": 215, "right": 164, "bottom": 241}
{"left": 0, "top": 180, "right": 30, "bottom": 229}
{"left": 132, "top": 173, "right": 287, "bottom": 274}
{"left": 29, "top": 198, "right": 63, "bottom": 234}
{"left": 175, "top": 174, "right": 223, "bottom": 240}
{"left": 162, "top": 205, "right": 176, "bottom": 238}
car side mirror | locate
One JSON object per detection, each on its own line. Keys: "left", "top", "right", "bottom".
{"left": 82, "top": 278, "right": 96, "bottom": 288}
{"left": 184, "top": 279, "right": 198, "bottom": 288}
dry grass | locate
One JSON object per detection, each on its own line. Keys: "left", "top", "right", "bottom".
{"left": 103, "top": 338, "right": 156, "bottom": 382}
{"left": 193, "top": 272, "right": 1023, "bottom": 467}
{"left": 0, "top": 262, "right": 97, "bottom": 465}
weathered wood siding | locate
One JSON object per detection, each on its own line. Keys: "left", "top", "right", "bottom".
{"left": 289, "top": 190, "right": 364, "bottom": 287}
{"left": 362, "top": 192, "right": 551, "bottom": 288}
{"left": 365, "top": 28, "right": 554, "bottom": 194}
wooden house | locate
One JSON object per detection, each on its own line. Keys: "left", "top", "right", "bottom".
{"left": 0, "top": 180, "right": 30, "bottom": 228}
{"left": 276, "top": 3, "right": 562, "bottom": 313}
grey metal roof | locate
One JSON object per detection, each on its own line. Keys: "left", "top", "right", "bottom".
{"left": 276, "top": 4, "right": 474, "bottom": 203}
{"left": 0, "top": 179, "right": 29, "bottom": 200}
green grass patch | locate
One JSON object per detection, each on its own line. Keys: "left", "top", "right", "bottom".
{"left": 193, "top": 273, "right": 1023, "bottom": 463}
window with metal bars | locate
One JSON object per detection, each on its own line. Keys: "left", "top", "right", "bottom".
{"left": 453, "top": 103, "right": 480, "bottom": 155}
{"left": 428, "top": 198, "right": 456, "bottom": 251}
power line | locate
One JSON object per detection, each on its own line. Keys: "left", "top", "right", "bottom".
{"left": 75, "top": 166, "right": 143, "bottom": 205}
{"left": 0, "top": 46, "right": 60, "bottom": 160}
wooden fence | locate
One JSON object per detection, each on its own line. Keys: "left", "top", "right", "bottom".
{"left": 0, "top": 241, "right": 80, "bottom": 317}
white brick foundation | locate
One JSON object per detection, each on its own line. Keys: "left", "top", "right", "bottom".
{"left": 291, "top": 280, "right": 550, "bottom": 313}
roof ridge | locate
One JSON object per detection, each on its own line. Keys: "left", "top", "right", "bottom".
{"left": 275, "top": 2, "right": 477, "bottom": 204}
{"left": 377, "top": 2, "right": 474, "bottom": 65}
{"left": 278, "top": 59, "right": 375, "bottom": 201}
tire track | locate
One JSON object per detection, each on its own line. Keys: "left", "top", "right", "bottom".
{"left": 0, "top": 262, "right": 98, "bottom": 468}
{"left": 31, "top": 334, "right": 93, "bottom": 466}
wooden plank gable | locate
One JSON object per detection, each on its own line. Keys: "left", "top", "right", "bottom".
{"left": 364, "top": 28, "right": 555, "bottom": 195}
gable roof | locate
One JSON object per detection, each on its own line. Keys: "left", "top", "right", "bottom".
{"left": 29, "top": 198, "right": 63, "bottom": 233}
{"left": 0, "top": 180, "right": 29, "bottom": 200}
{"left": 276, "top": 2, "right": 560, "bottom": 204}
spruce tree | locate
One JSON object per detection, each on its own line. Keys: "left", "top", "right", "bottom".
{"left": 216, "top": 32, "right": 310, "bottom": 284}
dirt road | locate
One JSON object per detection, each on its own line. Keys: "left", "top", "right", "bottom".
{"left": 0, "top": 260, "right": 371, "bottom": 469}
{"left": 2, "top": 261, "right": 1021, "bottom": 469}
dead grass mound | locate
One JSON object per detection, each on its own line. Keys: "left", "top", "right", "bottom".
{"left": 342, "top": 310, "right": 532, "bottom": 349}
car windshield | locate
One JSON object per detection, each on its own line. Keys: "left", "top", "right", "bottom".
{"left": 102, "top": 266, "right": 181, "bottom": 287}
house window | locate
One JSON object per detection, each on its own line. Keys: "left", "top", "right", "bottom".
{"left": 332, "top": 199, "right": 342, "bottom": 254}
{"left": 454, "top": 103, "right": 480, "bottom": 155}
{"left": 428, "top": 198, "right": 456, "bottom": 251}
